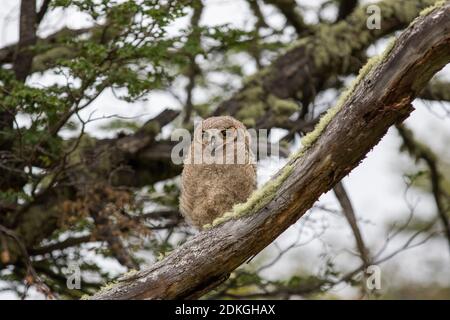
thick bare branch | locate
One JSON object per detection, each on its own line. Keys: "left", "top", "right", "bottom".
{"left": 0, "top": 27, "right": 91, "bottom": 66}
{"left": 419, "top": 80, "right": 450, "bottom": 102}
{"left": 333, "top": 182, "right": 371, "bottom": 268}
{"left": 182, "top": 0, "right": 204, "bottom": 124}
{"left": 0, "top": 109, "right": 180, "bottom": 267}
{"left": 91, "top": 3, "right": 450, "bottom": 300}
{"left": 336, "top": 0, "right": 359, "bottom": 21}
{"left": 396, "top": 124, "right": 450, "bottom": 251}
{"left": 14, "top": 0, "right": 37, "bottom": 82}
{"left": 263, "top": 0, "right": 310, "bottom": 35}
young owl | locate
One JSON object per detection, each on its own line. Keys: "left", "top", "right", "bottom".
{"left": 180, "top": 116, "right": 256, "bottom": 229}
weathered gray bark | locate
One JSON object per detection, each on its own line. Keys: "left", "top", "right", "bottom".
{"left": 91, "top": 3, "right": 450, "bottom": 300}
{"left": 213, "top": 0, "right": 437, "bottom": 127}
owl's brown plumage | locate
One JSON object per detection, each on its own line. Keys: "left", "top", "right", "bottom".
{"left": 180, "top": 116, "right": 256, "bottom": 229}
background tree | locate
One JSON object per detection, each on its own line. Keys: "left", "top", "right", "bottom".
{"left": 0, "top": 0, "right": 449, "bottom": 299}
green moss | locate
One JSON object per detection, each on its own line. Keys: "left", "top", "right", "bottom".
{"left": 80, "top": 279, "right": 119, "bottom": 300}
{"left": 96, "top": 280, "right": 118, "bottom": 295}
{"left": 241, "top": 118, "right": 256, "bottom": 128}
{"left": 267, "top": 94, "right": 299, "bottom": 115}
{"left": 236, "top": 89, "right": 300, "bottom": 126}
{"left": 242, "top": 67, "right": 271, "bottom": 86}
{"left": 278, "top": 0, "right": 436, "bottom": 73}
{"left": 67, "top": 134, "right": 96, "bottom": 165}
{"left": 118, "top": 269, "right": 138, "bottom": 280}
{"left": 235, "top": 85, "right": 267, "bottom": 126}
{"left": 307, "top": 19, "right": 372, "bottom": 70}
{"left": 419, "top": 0, "right": 445, "bottom": 17}
{"left": 381, "top": 37, "right": 396, "bottom": 59}
{"left": 285, "top": 37, "right": 308, "bottom": 52}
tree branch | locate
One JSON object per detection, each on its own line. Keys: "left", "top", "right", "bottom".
{"left": 336, "top": 0, "right": 359, "bottom": 21}
{"left": 29, "top": 235, "right": 93, "bottom": 256}
{"left": 263, "top": 0, "right": 310, "bottom": 35}
{"left": 333, "top": 182, "right": 371, "bottom": 268}
{"left": 213, "top": 0, "right": 437, "bottom": 127}
{"left": 396, "top": 124, "right": 450, "bottom": 252}
{"left": 0, "top": 27, "right": 91, "bottom": 66}
{"left": 419, "top": 80, "right": 450, "bottom": 102}
{"left": 182, "top": 0, "right": 204, "bottom": 124}
{"left": 91, "top": 3, "right": 450, "bottom": 299}
{"left": 13, "top": 0, "right": 37, "bottom": 82}
{"left": 0, "top": 109, "right": 180, "bottom": 267}
{"left": 37, "top": 0, "right": 51, "bottom": 24}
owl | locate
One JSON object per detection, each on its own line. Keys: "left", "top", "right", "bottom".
{"left": 180, "top": 116, "right": 257, "bottom": 229}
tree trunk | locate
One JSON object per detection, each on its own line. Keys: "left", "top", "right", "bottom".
{"left": 91, "top": 3, "right": 450, "bottom": 300}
